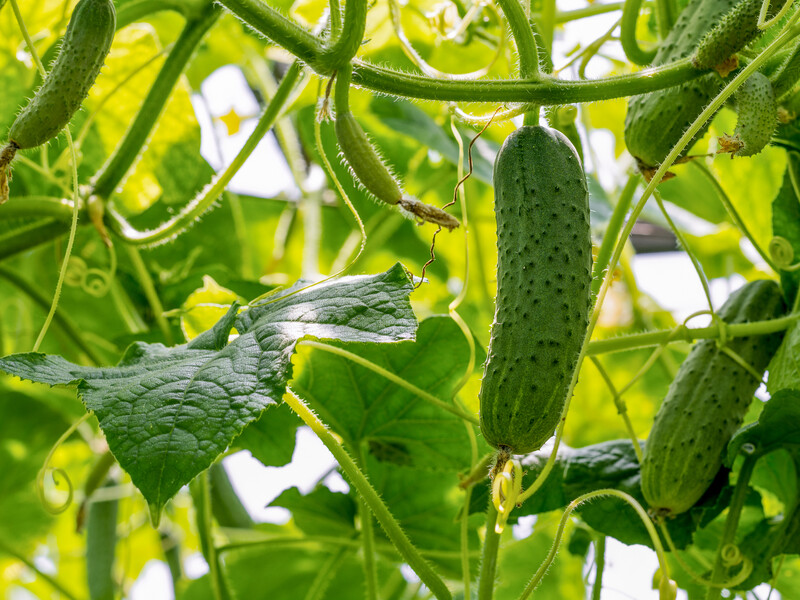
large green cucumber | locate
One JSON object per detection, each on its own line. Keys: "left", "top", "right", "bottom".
{"left": 8, "top": 0, "right": 116, "bottom": 150}
{"left": 693, "top": 0, "right": 772, "bottom": 70}
{"left": 624, "top": 0, "right": 738, "bottom": 169}
{"left": 479, "top": 126, "right": 592, "bottom": 455}
{"left": 641, "top": 280, "right": 786, "bottom": 517}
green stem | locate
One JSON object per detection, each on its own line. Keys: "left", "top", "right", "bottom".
{"left": 0, "top": 195, "right": 78, "bottom": 220}
{"left": 105, "top": 61, "right": 303, "bottom": 245}
{"left": 115, "top": 0, "right": 185, "bottom": 29}
{"left": 298, "top": 340, "right": 479, "bottom": 425}
{"left": 0, "top": 220, "right": 72, "bottom": 262}
{"left": 0, "top": 267, "right": 103, "bottom": 363}
{"left": 654, "top": 0, "right": 676, "bottom": 38}
{"left": 591, "top": 535, "right": 606, "bottom": 600}
{"left": 518, "top": 490, "right": 670, "bottom": 600}
{"left": 539, "top": 0, "right": 556, "bottom": 49}
{"left": 621, "top": 0, "right": 658, "bottom": 65}
{"left": 653, "top": 188, "right": 713, "bottom": 312}
{"left": 304, "top": 544, "right": 352, "bottom": 600}
{"left": 705, "top": 455, "right": 757, "bottom": 599}
{"left": 217, "top": 0, "right": 705, "bottom": 102}
{"left": 209, "top": 462, "right": 254, "bottom": 529}
{"left": 0, "top": 538, "right": 81, "bottom": 600}
{"left": 477, "top": 502, "right": 501, "bottom": 600}
{"left": 588, "top": 312, "right": 799, "bottom": 355}
{"left": 196, "top": 470, "right": 229, "bottom": 600}
{"left": 551, "top": 2, "right": 628, "bottom": 23}
{"left": 32, "top": 129, "right": 81, "bottom": 353}
{"left": 591, "top": 174, "right": 637, "bottom": 299}
{"left": 356, "top": 445, "right": 379, "bottom": 600}
{"left": 319, "top": 0, "right": 367, "bottom": 70}
{"left": 283, "top": 390, "right": 452, "bottom": 600}
{"left": 92, "top": 5, "right": 222, "bottom": 200}
{"left": 125, "top": 246, "right": 174, "bottom": 345}
{"left": 690, "top": 161, "right": 777, "bottom": 271}
{"left": 495, "top": 0, "right": 540, "bottom": 79}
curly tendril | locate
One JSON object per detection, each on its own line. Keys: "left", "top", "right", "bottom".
{"left": 769, "top": 236, "right": 800, "bottom": 270}
{"left": 37, "top": 414, "right": 90, "bottom": 514}
{"left": 491, "top": 458, "right": 523, "bottom": 534}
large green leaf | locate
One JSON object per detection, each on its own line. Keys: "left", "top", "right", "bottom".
{"left": 291, "top": 315, "right": 479, "bottom": 471}
{"left": 0, "top": 265, "right": 416, "bottom": 519}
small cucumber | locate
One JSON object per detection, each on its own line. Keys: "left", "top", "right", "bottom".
{"left": 624, "top": 0, "right": 738, "bottom": 169}
{"left": 8, "top": 0, "right": 116, "bottom": 150}
{"left": 334, "top": 110, "right": 403, "bottom": 205}
{"left": 641, "top": 280, "right": 786, "bottom": 517}
{"left": 0, "top": 0, "right": 115, "bottom": 203}
{"left": 479, "top": 126, "right": 592, "bottom": 454}
{"left": 722, "top": 72, "right": 777, "bottom": 156}
{"left": 693, "top": 0, "right": 775, "bottom": 71}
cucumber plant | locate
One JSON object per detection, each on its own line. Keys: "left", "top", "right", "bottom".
{"left": 0, "top": 0, "right": 799, "bottom": 599}
{"left": 0, "top": 0, "right": 115, "bottom": 202}
{"left": 479, "top": 125, "right": 591, "bottom": 455}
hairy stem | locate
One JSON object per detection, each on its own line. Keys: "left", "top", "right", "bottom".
{"left": 477, "top": 502, "right": 501, "bottom": 600}
{"left": 621, "top": 0, "right": 658, "bottom": 65}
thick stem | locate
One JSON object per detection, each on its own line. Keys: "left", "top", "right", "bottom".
{"left": 621, "top": 0, "right": 658, "bottom": 65}
{"left": 477, "top": 503, "right": 501, "bottom": 600}
{"left": 92, "top": 5, "right": 222, "bottom": 200}
{"left": 588, "top": 312, "right": 799, "bottom": 355}
{"left": 494, "top": 0, "right": 540, "bottom": 79}
{"left": 591, "top": 174, "right": 637, "bottom": 299}
{"left": 319, "top": 0, "right": 367, "bottom": 70}
{"left": 283, "top": 390, "right": 452, "bottom": 600}
{"left": 654, "top": 0, "right": 676, "bottom": 38}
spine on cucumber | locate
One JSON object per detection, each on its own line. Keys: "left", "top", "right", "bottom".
{"left": 692, "top": 0, "right": 771, "bottom": 71}
{"left": 479, "top": 126, "right": 592, "bottom": 455}
{"left": 0, "top": 0, "right": 115, "bottom": 202}
{"left": 8, "top": 0, "right": 116, "bottom": 149}
{"left": 641, "top": 280, "right": 786, "bottom": 517}
{"left": 624, "top": 0, "right": 739, "bottom": 170}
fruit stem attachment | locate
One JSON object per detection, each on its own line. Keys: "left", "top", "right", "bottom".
{"left": 283, "top": 390, "right": 453, "bottom": 600}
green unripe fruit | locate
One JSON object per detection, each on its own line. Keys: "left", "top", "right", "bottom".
{"left": 732, "top": 72, "right": 777, "bottom": 156}
{"left": 479, "top": 126, "right": 592, "bottom": 454}
{"left": 8, "top": 0, "right": 116, "bottom": 150}
{"left": 641, "top": 280, "right": 786, "bottom": 517}
{"left": 625, "top": 0, "right": 738, "bottom": 168}
{"left": 334, "top": 110, "right": 403, "bottom": 205}
{"left": 693, "top": 0, "right": 772, "bottom": 71}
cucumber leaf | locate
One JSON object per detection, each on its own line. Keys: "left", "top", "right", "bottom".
{"left": 0, "top": 265, "right": 416, "bottom": 521}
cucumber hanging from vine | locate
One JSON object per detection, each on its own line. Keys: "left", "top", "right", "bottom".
{"left": 332, "top": 68, "right": 459, "bottom": 230}
{"left": 718, "top": 72, "right": 777, "bottom": 156}
{"left": 0, "top": 0, "right": 116, "bottom": 203}
{"left": 624, "top": 0, "right": 738, "bottom": 172}
{"left": 479, "top": 125, "right": 592, "bottom": 455}
{"left": 692, "top": 0, "right": 777, "bottom": 71}
{"left": 640, "top": 280, "right": 786, "bottom": 518}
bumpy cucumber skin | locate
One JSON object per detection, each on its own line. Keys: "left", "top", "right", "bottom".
{"left": 335, "top": 111, "right": 403, "bottom": 205}
{"left": 693, "top": 0, "right": 764, "bottom": 70}
{"left": 624, "top": 0, "right": 737, "bottom": 168}
{"left": 641, "top": 280, "right": 786, "bottom": 517}
{"left": 8, "top": 0, "right": 116, "bottom": 150}
{"left": 479, "top": 126, "right": 591, "bottom": 454}
{"left": 734, "top": 72, "right": 777, "bottom": 156}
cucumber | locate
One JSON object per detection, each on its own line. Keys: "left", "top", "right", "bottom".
{"left": 692, "top": 0, "right": 774, "bottom": 71}
{"left": 724, "top": 72, "right": 777, "bottom": 156}
{"left": 0, "top": 0, "right": 115, "bottom": 202}
{"left": 624, "top": 0, "right": 738, "bottom": 169}
{"left": 641, "top": 280, "right": 786, "bottom": 517}
{"left": 479, "top": 126, "right": 592, "bottom": 454}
